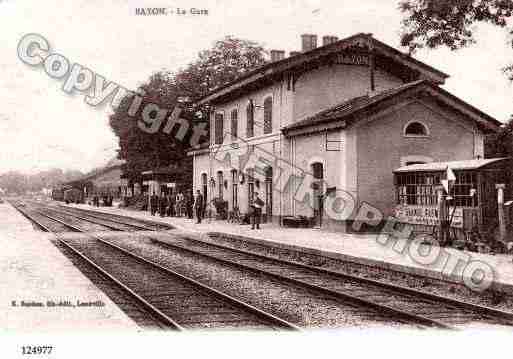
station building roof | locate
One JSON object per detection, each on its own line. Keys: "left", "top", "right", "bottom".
{"left": 282, "top": 80, "right": 501, "bottom": 137}
{"left": 195, "top": 33, "right": 449, "bottom": 106}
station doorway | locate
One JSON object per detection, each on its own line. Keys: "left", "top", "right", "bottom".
{"left": 265, "top": 167, "right": 273, "bottom": 222}
{"left": 312, "top": 162, "right": 324, "bottom": 228}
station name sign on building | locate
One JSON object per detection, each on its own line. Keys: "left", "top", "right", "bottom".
{"left": 394, "top": 205, "right": 463, "bottom": 228}
{"left": 335, "top": 52, "right": 370, "bottom": 66}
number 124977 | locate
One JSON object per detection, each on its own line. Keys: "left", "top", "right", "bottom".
{"left": 21, "top": 346, "right": 53, "bottom": 355}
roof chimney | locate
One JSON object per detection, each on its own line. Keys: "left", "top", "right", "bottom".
{"left": 322, "top": 35, "right": 338, "bottom": 46}
{"left": 301, "top": 34, "right": 317, "bottom": 52}
{"left": 270, "top": 50, "right": 285, "bottom": 62}
{"left": 290, "top": 51, "right": 301, "bottom": 57}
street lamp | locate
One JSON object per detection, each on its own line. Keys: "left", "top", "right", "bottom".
{"left": 248, "top": 98, "right": 264, "bottom": 109}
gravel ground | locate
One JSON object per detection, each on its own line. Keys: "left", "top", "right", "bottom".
{"left": 148, "top": 234, "right": 500, "bottom": 327}
{"left": 198, "top": 232, "right": 513, "bottom": 312}
{"left": 96, "top": 232, "right": 414, "bottom": 329}
{"left": 40, "top": 209, "right": 111, "bottom": 232}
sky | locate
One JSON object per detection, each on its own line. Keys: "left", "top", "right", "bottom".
{"left": 1, "top": 0, "right": 512, "bottom": 174}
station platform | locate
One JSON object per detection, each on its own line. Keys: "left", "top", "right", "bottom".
{"left": 64, "top": 202, "right": 513, "bottom": 294}
{"left": 0, "top": 202, "right": 139, "bottom": 332}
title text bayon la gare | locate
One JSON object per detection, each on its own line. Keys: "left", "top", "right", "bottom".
{"left": 135, "top": 7, "right": 208, "bottom": 16}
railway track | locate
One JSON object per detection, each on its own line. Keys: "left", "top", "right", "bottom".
{"left": 11, "top": 202, "right": 298, "bottom": 331}
{"left": 17, "top": 201, "right": 513, "bottom": 329}
{"left": 54, "top": 204, "right": 175, "bottom": 231}
{"left": 150, "top": 235, "right": 513, "bottom": 328}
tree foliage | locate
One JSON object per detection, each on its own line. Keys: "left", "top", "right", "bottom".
{"left": 399, "top": 0, "right": 513, "bottom": 156}
{"left": 486, "top": 117, "right": 513, "bottom": 157}
{"left": 109, "top": 36, "right": 268, "bottom": 184}
{"left": 399, "top": 0, "right": 513, "bottom": 53}
{"left": 175, "top": 36, "right": 268, "bottom": 99}
{"left": 0, "top": 168, "right": 84, "bottom": 194}
{"left": 109, "top": 72, "right": 187, "bottom": 181}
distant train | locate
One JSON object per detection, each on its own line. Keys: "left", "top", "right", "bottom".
{"left": 51, "top": 188, "right": 64, "bottom": 201}
{"left": 51, "top": 187, "right": 84, "bottom": 204}
{"left": 63, "top": 188, "right": 84, "bottom": 204}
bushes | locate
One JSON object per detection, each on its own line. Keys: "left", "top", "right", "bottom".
{"left": 213, "top": 197, "right": 228, "bottom": 220}
{"left": 123, "top": 194, "right": 147, "bottom": 210}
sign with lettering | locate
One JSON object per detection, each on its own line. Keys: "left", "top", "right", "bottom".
{"left": 335, "top": 53, "right": 370, "bottom": 66}
{"left": 394, "top": 205, "right": 463, "bottom": 228}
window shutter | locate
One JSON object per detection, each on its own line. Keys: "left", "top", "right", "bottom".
{"left": 231, "top": 109, "right": 238, "bottom": 140}
{"left": 246, "top": 104, "right": 254, "bottom": 138}
{"left": 215, "top": 113, "right": 224, "bottom": 144}
{"left": 263, "top": 97, "right": 272, "bottom": 134}
{"left": 326, "top": 131, "right": 342, "bottom": 151}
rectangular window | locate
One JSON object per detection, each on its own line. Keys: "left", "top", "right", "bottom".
{"left": 215, "top": 113, "right": 224, "bottom": 144}
{"left": 453, "top": 172, "right": 477, "bottom": 207}
{"left": 396, "top": 171, "right": 477, "bottom": 207}
{"left": 396, "top": 172, "right": 440, "bottom": 206}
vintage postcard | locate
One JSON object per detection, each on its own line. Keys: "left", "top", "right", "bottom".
{"left": 1, "top": 0, "right": 513, "bottom": 358}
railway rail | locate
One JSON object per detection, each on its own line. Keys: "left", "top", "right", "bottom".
{"left": 11, "top": 201, "right": 298, "bottom": 331}
{"left": 15, "top": 201, "right": 513, "bottom": 329}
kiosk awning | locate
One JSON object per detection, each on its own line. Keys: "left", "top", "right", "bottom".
{"left": 394, "top": 158, "right": 510, "bottom": 173}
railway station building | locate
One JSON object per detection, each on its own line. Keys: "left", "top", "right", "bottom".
{"left": 57, "top": 158, "right": 126, "bottom": 204}
{"left": 188, "top": 33, "right": 501, "bottom": 231}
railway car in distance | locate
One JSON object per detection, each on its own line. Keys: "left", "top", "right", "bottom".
{"left": 393, "top": 158, "right": 513, "bottom": 246}
{"left": 63, "top": 188, "right": 84, "bottom": 204}
{"left": 51, "top": 187, "right": 65, "bottom": 201}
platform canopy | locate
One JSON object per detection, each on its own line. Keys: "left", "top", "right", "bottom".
{"left": 141, "top": 165, "right": 183, "bottom": 182}
{"left": 394, "top": 158, "right": 511, "bottom": 173}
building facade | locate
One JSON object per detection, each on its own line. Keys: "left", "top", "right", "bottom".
{"left": 189, "top": 33, "right": 500, "bottom": 231}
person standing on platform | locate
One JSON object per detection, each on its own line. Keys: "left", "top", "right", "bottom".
{"left": 150, "top": 192, "right": 158, "bottom": 216}
{"left": 165, "top": 193, "right": 171, "bottom": 217}
{"left": 169, "top": 192, "right": 175, "bottom": 216}
{"left": 251, "top": 192, "right": 264, "bottom": 230}
{"left": 159, "top": 194, "right": 167, "bottom": 217}
{"left": 175, "top": 191, "right": 184, "bottom": 217}
{"left": 186, "top": 190, "right": 193, "bottom": 219}
{"left": 194, "top": 189, "right": 204, "bottom": 224}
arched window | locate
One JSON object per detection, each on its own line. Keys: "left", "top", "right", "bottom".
{"left": 311, "top": 162, "right": 324, "bottom": 227}
{"left": 247, "top": 168, "right": 255, "bottom": 207}
{"left": 217, "top": 171, "right": 224, "bottom": 200}
{"left": 246, "top": 103, "right": 254, "bottom": 138}
{"left": 263, "top": 97, "right": 273, "bottom": 134}
{"left": 264, "top": 167, "right": 273, "bottom": 219}
{"left": 231, "top": 169, "right": 238, "bottom": 210}
{"left": 404, "top": 121, "right": 429, "bottom": 137}
{"left": 201, "top": 173, "right": 208, "bottom": 209}
{"left": 231, "top": 109, "right": 238, "bottom": 140}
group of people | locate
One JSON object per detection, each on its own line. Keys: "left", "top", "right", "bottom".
{"left": 91, "top": 195, "right": 113, "bottom": 207}
{"left": 149, "top": 190, "right": 204, "bottom": 222}
{"left": 148, "top": 188, "right": 263, "bottom": 229}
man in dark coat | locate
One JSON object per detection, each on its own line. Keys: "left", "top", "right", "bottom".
{"left": 168, "top": 193, "right": 175, "bottom": 216}
{"left": 194, "top": 190, "right": 204, "bottom": 224}
{"left": 159, "top": 194, "right": 168, "bottom": 217}
{"left": 186, "top": 190, "right": 194, "bottom": 219}
{"left": 251, "top": 192, "right": 264, "bottom": 230}
{"left": 150, "top": 192, "right": 158, "bottom": 216}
